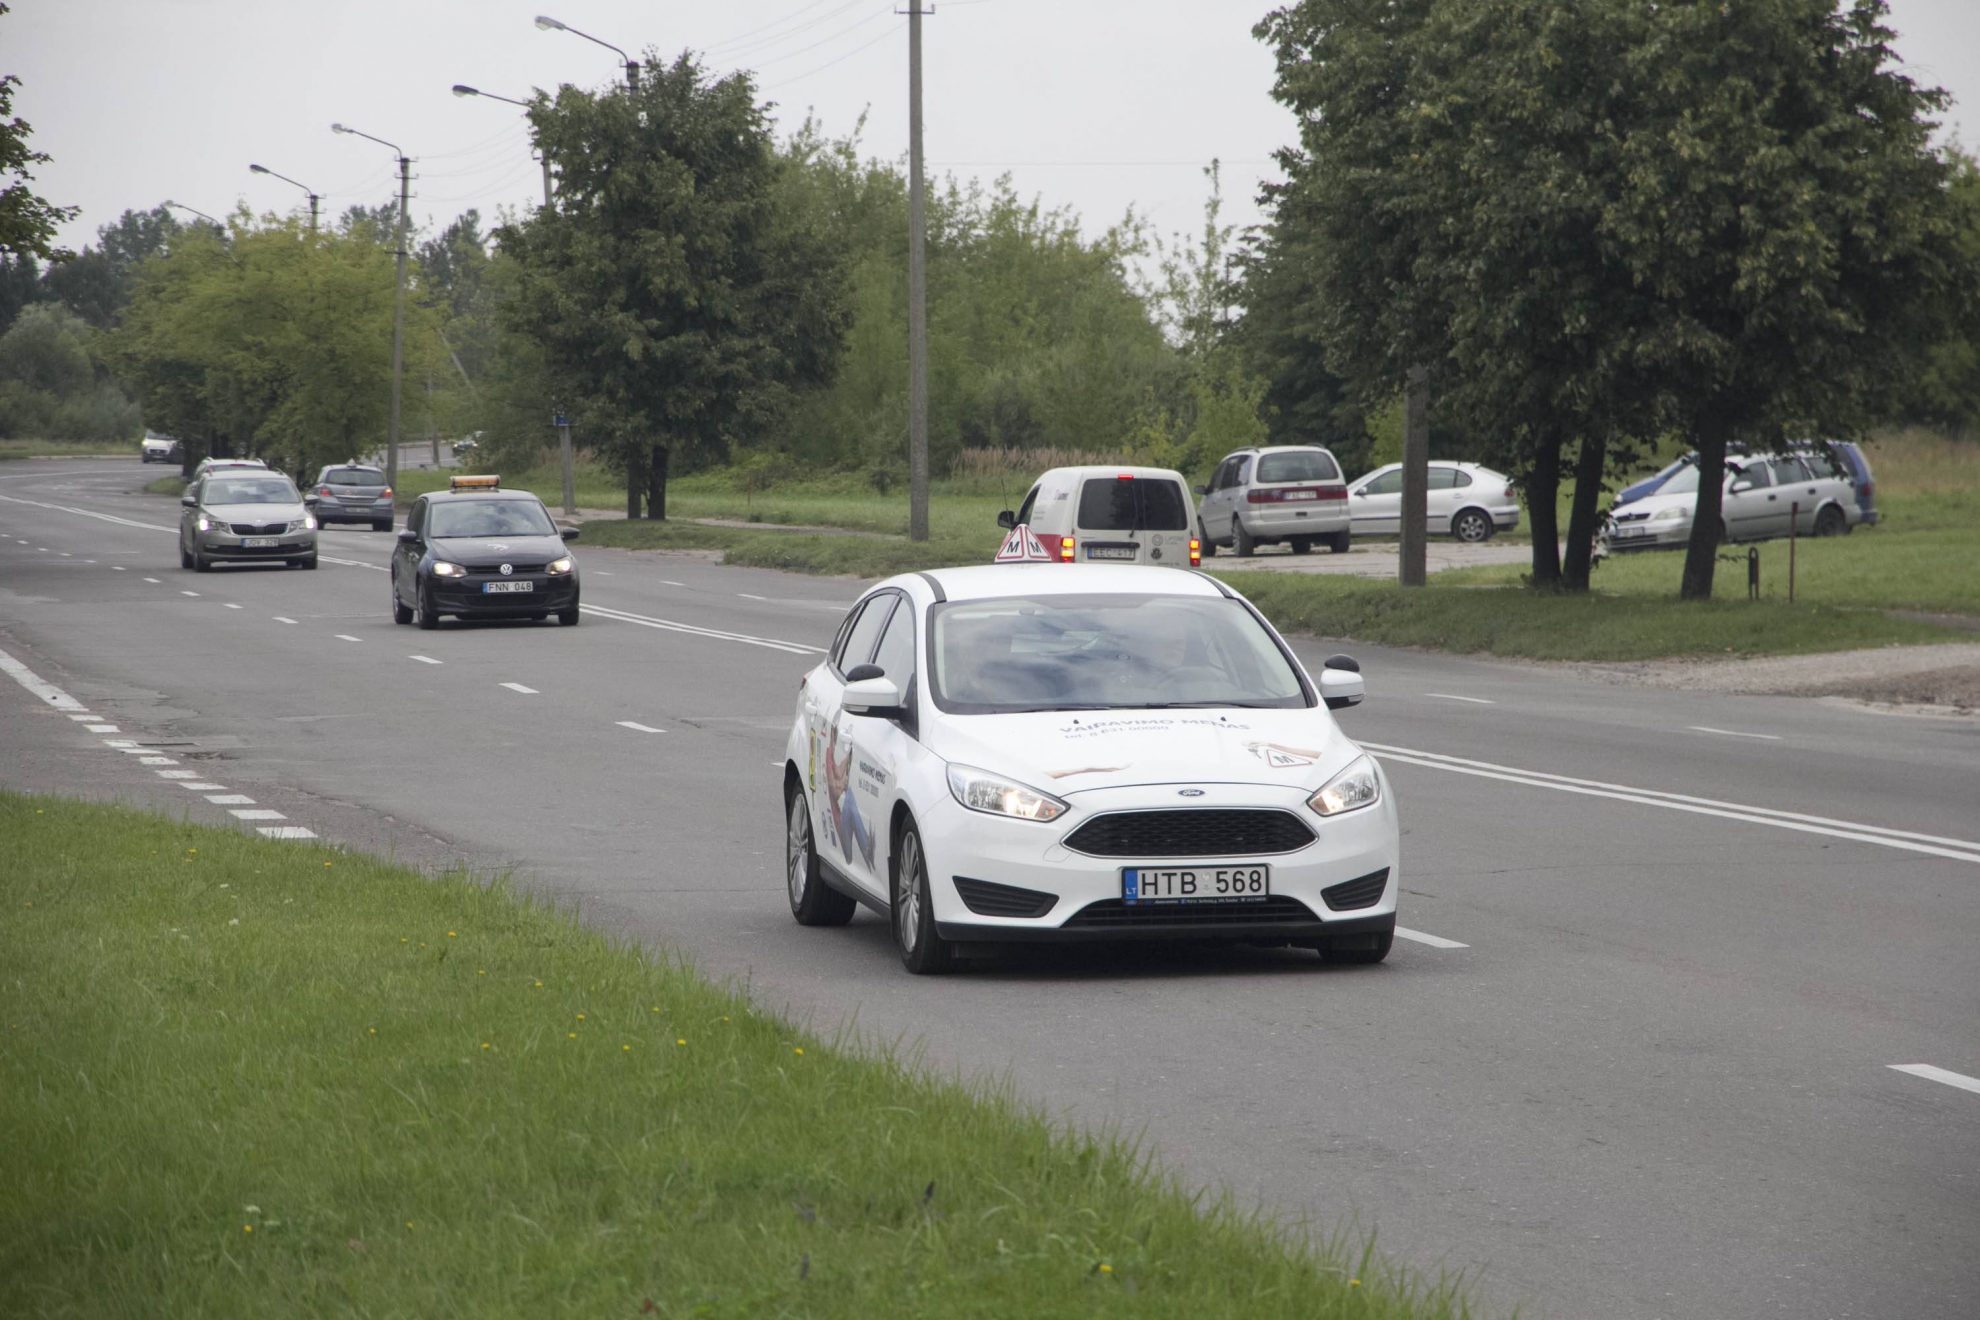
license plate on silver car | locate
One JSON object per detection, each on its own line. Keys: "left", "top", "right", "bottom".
{"left": 243, "top": 537, "right": 276, "bottom": 548}
{"left": 483, "top": 580, "right": 533, "bottom": 593}
{"left": 1122, "top": 864, "right": 1270, "bottom": 903}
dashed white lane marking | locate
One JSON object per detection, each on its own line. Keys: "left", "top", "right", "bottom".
{"left": 661, "top": 580, "right": 685, "bottom": 586}
{"left": 274, "top": 616, "right": 297, "bottom": 625}
{"left": 157, "top": 770, "right": 199, "bottom": 779}
{"left": 142, "top": 577, "right": 160, "bottom": 583}
{"left": 1890, "top": 1064, "right": 1980, "bottom": 1096}
{"left": 257, "top": 826, "right": 317, "bottom": 839}
{"left": 225, "top": 603, "right": 243, "bottom": 610}
{"left": 138, "top": 757, "right": 177, "bottom": 766}
{"left": 230, "top": 809, "right": 287, "bottom": 821}
{"left": 66, "top": 713, "right": 96, "bottom": 721}
{"left": 180, "top": 590, "right": 200, "bottom": 597}
{"left": 177, "top": 781, "right": 226, "bottom": 792}
{"left": 35, "top": 546, "right": 47, "bottom": 551}
{"left": 59, "top": 551, "right": 71, "bottom": 557}
{"left": 85, "top": 723, "right": 119, "bottom": 733}
{"left": 205, "top": 794, "right": 256, "bottom": 805}
{"left": 410, "top": 655, "right": 442, "bottom": 665}
{"left": 1687, "top": 725, "right": 1783, "bottom": 741}
{"left": 335, "top": 634, "right": 361, "bottom": 642}
{"left": 1365, "top": 742, "right": 1980, "bottom": 866}
{"left": 500, "top": 682, "right": 538, "bottom": 694}
{"left": 103, "top": 738, "right": 137, "bottom": 748}
{"left": 1395, "top": 927, "right": 1469, "bottom": 950}
{"left": 0, "top": 646, "right": 86, "bottom": 711}
{"left": 738, "top": 592, "right": 769, "bottom": 601}
{"left": 617, "top": 721, "right": 665, "bottom": 733}
{"left": 1425, "top": 693, "right": 1495, "bottom": 705}
{"left": 111, "top": 565, "right": 125, "bottom": 571}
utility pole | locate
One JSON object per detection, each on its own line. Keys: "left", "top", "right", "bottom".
{"left": 906, "top": 1, "right": 931, "bottom": 542}
{"left": 307, "top": 192, "right": 319, "bottom": 235}
{"left": 1400, "top": 364, "right": 1429, "bottom": 587}
{"left": 556, "top": 408, "right": 574, "bottom": 516}
{"left": 388, "top": 152, "right": 410, "bottom": 491}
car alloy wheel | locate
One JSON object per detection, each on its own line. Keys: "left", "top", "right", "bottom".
{"left": 786, "top": 784, "right": 854, "bottom": 926}
{"left": 893, "top": 821, "right": 956, "bottom": 974}
{"left": 415, "top": 581, "right": 439, "bottom": 630}
{"left": 1453, "top": 509, "right": 1493, "bottom": 542}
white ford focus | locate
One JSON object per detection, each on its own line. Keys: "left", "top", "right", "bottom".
{"left": 781, "top": 564, "right": 1401, "bottom": 974}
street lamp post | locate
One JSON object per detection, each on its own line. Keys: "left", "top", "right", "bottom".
{"left": 247, "top": 164, "right": 320, "bottom": 234}
{"left": 451, "top": 85, "right": 553, "bottom": 209}
{"left": 332, "top": 122, "right": 413, "bottom": 488}
{"left": 535, "top": 14, "right": 638, "bottom": 88}
{"left": 164, "top": 200, "right": 225, "bottom": 235}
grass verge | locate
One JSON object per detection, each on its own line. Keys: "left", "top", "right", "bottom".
{"left": 0, "top": 794, "right": 1473, "bottom": 1320}
{"left": 0, "top": 439, "right": 137, "bottom": 460}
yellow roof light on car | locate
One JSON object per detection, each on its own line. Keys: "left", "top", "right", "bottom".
{"left": 449, "top": 474, "right": 501, "bottom": 491}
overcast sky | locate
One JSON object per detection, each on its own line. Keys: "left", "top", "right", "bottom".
{"left": 12, "top": 0, "right": 1980, "bottom": 258}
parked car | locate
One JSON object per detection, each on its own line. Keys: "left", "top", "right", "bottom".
{"left": 1196, "top": 445, "right": 1351, "bottom": 557}
{"left": 1602, "top": 452, "right": 1860, "bottom": 552}
{"left": 1617, "top": 440, "right": 1878, "bottom": 527}
{"left": 451, "top": 433, "right": 482, "bottom": 458}
{"left": 1343, "top": 462, "right": 1520, "bottom": 542}
{"left": 179, "top": 469, "right": 317, "bottom": 571}
{"left": 140, "top": 433, "right": 180, "bottom": 464}
{"left": 782, "top": 563, "right": 1398, "bottom": 973}
{"left": 308, "top": 463, "right": 395, "bottom": 531}
{"left": 995, "top": 465, "right": 1200, "bottom": 567}
{"left": 190, "top": 457, "right": 269, "bottom": 481}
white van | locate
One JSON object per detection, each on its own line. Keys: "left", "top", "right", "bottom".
{"left": 996, "top": 465, "right": 1200, "bottom": 567}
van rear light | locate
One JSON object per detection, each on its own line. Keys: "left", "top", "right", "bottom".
{"left": 1189, "top": 537, "right": 1201, "bottom": 567}
{"left": 1059, "top": 536, "right": 1076, "bottom": 563}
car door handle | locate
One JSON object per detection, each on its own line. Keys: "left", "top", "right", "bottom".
{"left": 1766, "top": 494, "right": 1777, "bottom": 501}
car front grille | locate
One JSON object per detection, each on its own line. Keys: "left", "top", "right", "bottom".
{"left": 230, "top": 522, "right": 289, "bottom": 535}
{"left": 1063, "top": 896, "right": 1319, "bottom": 928}
{"left": 952, "top": 876, "right": 1058, "bottom": 919}
{"left": 464, "top": 561, "right": 549, "bottom": 576}
{"left": 1612, "top": 510, "right": 1650, "bottom": 524}
{"left": 1320, "top": 868, "right": 1390, "bottom": 911}
{"left": 1063, "top": 809, "right": 1315, "bottom": 858}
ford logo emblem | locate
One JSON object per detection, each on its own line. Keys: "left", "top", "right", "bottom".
{"left": 500, "top": 563, "right": 513, "bottom": 575}
{"left": 1177, "top": 788, "right": 1205, "bottom": 797}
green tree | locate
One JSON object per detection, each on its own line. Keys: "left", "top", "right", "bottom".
{"left": 41, "top": 206, "right": 183, "bottom": 328}
{"left": 0, "top": 4, "right": 76, "bottom": 262}
{"left": 1903, "top": 150, "right": 1980, "bottom": 441}
{"left": 500, "top": 55, "right": 849, "bottom": 516}
{"left": 0, "top": 302, "right": 140, "bottom": 440}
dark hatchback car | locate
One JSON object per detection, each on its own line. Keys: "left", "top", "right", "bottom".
{"left": 308, "top": 464, "right": 395, "bottom": 531}
{"left": 391, "top": 477, "right": 580, "bottom": 629}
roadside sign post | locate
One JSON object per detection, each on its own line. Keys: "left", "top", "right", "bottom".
{"left": 1788, "top": 501, "right": 1798, "bottom": 604}
{"left": 554, "top": 409, "right": 574, "bottom": 517}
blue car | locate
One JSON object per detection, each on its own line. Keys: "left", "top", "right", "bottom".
{"left": 1616, "top": 440, "right": 1879, "bottom": 526}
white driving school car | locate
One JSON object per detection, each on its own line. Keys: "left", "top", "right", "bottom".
{"left": 781, "top": 564, "right": 1401, "bottom": 974}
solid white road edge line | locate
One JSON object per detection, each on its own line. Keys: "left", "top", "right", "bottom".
{"left": 1394, "top": 927, "right": 1469, "bottom": 949}
{"left": 580, "top": 602, "right": 824, "bottom": 655}
{"left": 1687, "top": 725, "right": 1783, "bottom": 741}
{"left": 1367, "top": 744, "right": 1980, "bottom": 866}
{"left": 1889, "top": 1064, "right": 1980, "bottom": 1096}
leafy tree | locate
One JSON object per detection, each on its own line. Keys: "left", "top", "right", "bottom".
{"left": 1901, "top": 150, "right": 1980, "bottom": 441}
{"left": 41, "top": 206, "right": 184, "bottom": 328}
{"left": 0, "top": 250, "right": 39, "bottom": 332}
{"left": 499, "top": 55, "right": 849, "bottom": 516}
{"left": 0, "top": 4, "right": 76, "bottom": 262}
{"left": 0, "top": 302, "right": 141, "bottom": 440}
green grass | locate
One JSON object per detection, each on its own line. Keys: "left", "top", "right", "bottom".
{"left": 143, "top": 473, "right": 185, "bottom": 495}
{"left": 0, "top": 439, "right": 136, "bottom": 460}
{"left": 0, "top": 794, "right": 1474, "bottom": 1320}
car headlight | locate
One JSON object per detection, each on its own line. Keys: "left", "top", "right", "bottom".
{"left": 545, "top": 556, "right": 574, "bottom": 576}
{"left": 431, "top": 561, "right": 467, "bottom": 578}
{"left": 1651, "top": 506, "right": 1690, "bottom": 522}
{"left": 288, "top": 517, "right": 316, "bottom": 533}
{"left": 1308, "top": 754, "right": 1381, "bottom": 817}
{"left": 945, "top": 764, "right": 1068, "bottom": 822}
{"left": 196, "top": 514, "right": 227, "bottom": 532}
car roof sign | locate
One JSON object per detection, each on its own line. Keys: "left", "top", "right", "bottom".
{"left": 449, "top": 474, "right": 500, "bottom": 491}
{"left": 994, "top": 523, "right": 1054, "bottom": 562}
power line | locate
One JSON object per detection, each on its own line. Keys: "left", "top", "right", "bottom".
{"left": 762, "top": 18, "right": 900, "bottom": 89}
{"left": 751, "top": 6, "right": 894, "bottom": 69}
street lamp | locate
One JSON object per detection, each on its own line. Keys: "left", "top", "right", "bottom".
{"left": 535, "top": 14, "right": 638, "bottom": 88}
{"left": 332, "top": 121, "right": 413, "bottom": 489}
{"left": 451, "top": 84, "right": 554, "bottom": 210}
{"left": 164, "top": 200, "right": 225, "bottom": 235}
{"left": 247, "top": 164, "right": 320, "bottom": 234}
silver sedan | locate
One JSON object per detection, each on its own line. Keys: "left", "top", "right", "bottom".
{"left": 179, "top": 471, "right": 318, "bottom": 571}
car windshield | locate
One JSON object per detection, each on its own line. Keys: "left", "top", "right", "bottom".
{"left": 427, "top": 499, "right": 557, "bottom": 538}
{"left": 206, "top": 477, "right": 299, "bottom": 504}
{"left": 324, "top": 468, "right": 384, "bottom": 486}
{"left": 930, "top": 593, "right": 1309, "bottom": 713}
{"left": 1075, "top": 478, "right": 1189, "bottom": 531}
{"left": 1256, "top": 450, "right": 1340, "bottom": 483}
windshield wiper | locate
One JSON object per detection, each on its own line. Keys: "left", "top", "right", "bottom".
{"left": 1129, "top": 701, "right": 1279, "bottom": 709}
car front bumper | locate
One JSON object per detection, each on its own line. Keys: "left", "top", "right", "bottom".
{"left": 1604, "top": 519, "right": 1689, "bottom": 550}
{"left": 430, "top": 575, "right": 578, "bottom": 614}
{"left": 919, "top": 778, "right": 1400, "bottom": 945}
{"left": 194, "top": 530, "right": 316, "bottom": 559}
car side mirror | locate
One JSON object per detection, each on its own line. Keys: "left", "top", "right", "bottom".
{"left": 560, "top": 526, "right": 580, "bottom": 541}
{"left": 1192, "top": 484, "right": 1209, "bottom": 496}
{"left": 397, "top": 529, "right": 419, "bottom": 544}
{"left": 1729, "top": 479, "right": 1753, "bottom": 494}
{"left": 996, "top": 510, "right": 1016, "bottom": 530}
{"left": 1320, "top": 668, "right": 1364, "bottom": 711}
{"left": 303, "top": 494, "right": 319, "bottom": 506}
{"left": 842, "top": 674, "right": 904, "bottom": 718}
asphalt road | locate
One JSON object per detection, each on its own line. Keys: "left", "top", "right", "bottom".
{"left": 3, "top": 458, "right": 1976, "bottom": 1320}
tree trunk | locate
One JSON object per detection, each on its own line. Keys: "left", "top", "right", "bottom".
{"left": 625, "top": 444, "right": 643, "bottom": 519}
{"left": 1526, "top": 436, "right": 1563, "bottom": 588}
{"left": 1680, "top": 412, "right": 1732, "bottom": 600}
{"left": 648, "top": 444, "right": 668, "bottom": 522}
{"left": 1561, "top": 431, "right": 1608, "bottom": 592}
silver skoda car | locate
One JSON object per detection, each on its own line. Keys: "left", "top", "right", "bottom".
{"left": 179, "top": 470, "right": 318, "bottom": 571}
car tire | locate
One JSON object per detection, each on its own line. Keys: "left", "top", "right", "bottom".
{"left": 893, "top": 819, "right": 957, "bottom": 975}
{"left": 1233, "top": 520, "right": 1256, "bottom": 558}
{"left": 373, "top": 521, "right": 392, "bottom": 533}
{"left": 1813, "top": 505, "right": 1847, "bottom": 538}
{"left": 1290, "top": 537, "right": 1313, "bottom": 555}
{"left": 180, "top": 541, "right": 194, "bottom": 570}
{"left": 294, "top": 555, "right": 318, "bottom": 570}
{"left": 786, "top": 782, "right": 856, "bottom": 927}
{"left": 1329, "top": 530, "right": 1352, "bottom": 554}
{"left": 391, "top": 573, "right": 413, "bottom": 625}
{"left": 558, "top": 603, "right": 580, "bottom": 626}
{"left": 1452, "top": 508, "right": 1493, "bottom": 543}
{"left": 415, "top": 581, "right": 439, "bottom": 631}
{"left": 1198, "top": 522, "right": 1216, "bottom": 558}
{"left": 193, "top": 547, "right": 212, "bottom": 573}
{"left": 1318, "top": 929, "right": 1393, "bottom": 965}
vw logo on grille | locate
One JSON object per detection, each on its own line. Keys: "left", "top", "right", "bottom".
{"left": 500, "top": 563, "right": 513, "bottom": 575}
{"left": 1177, "top": 788, "right": 1205, "bottom": 797}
